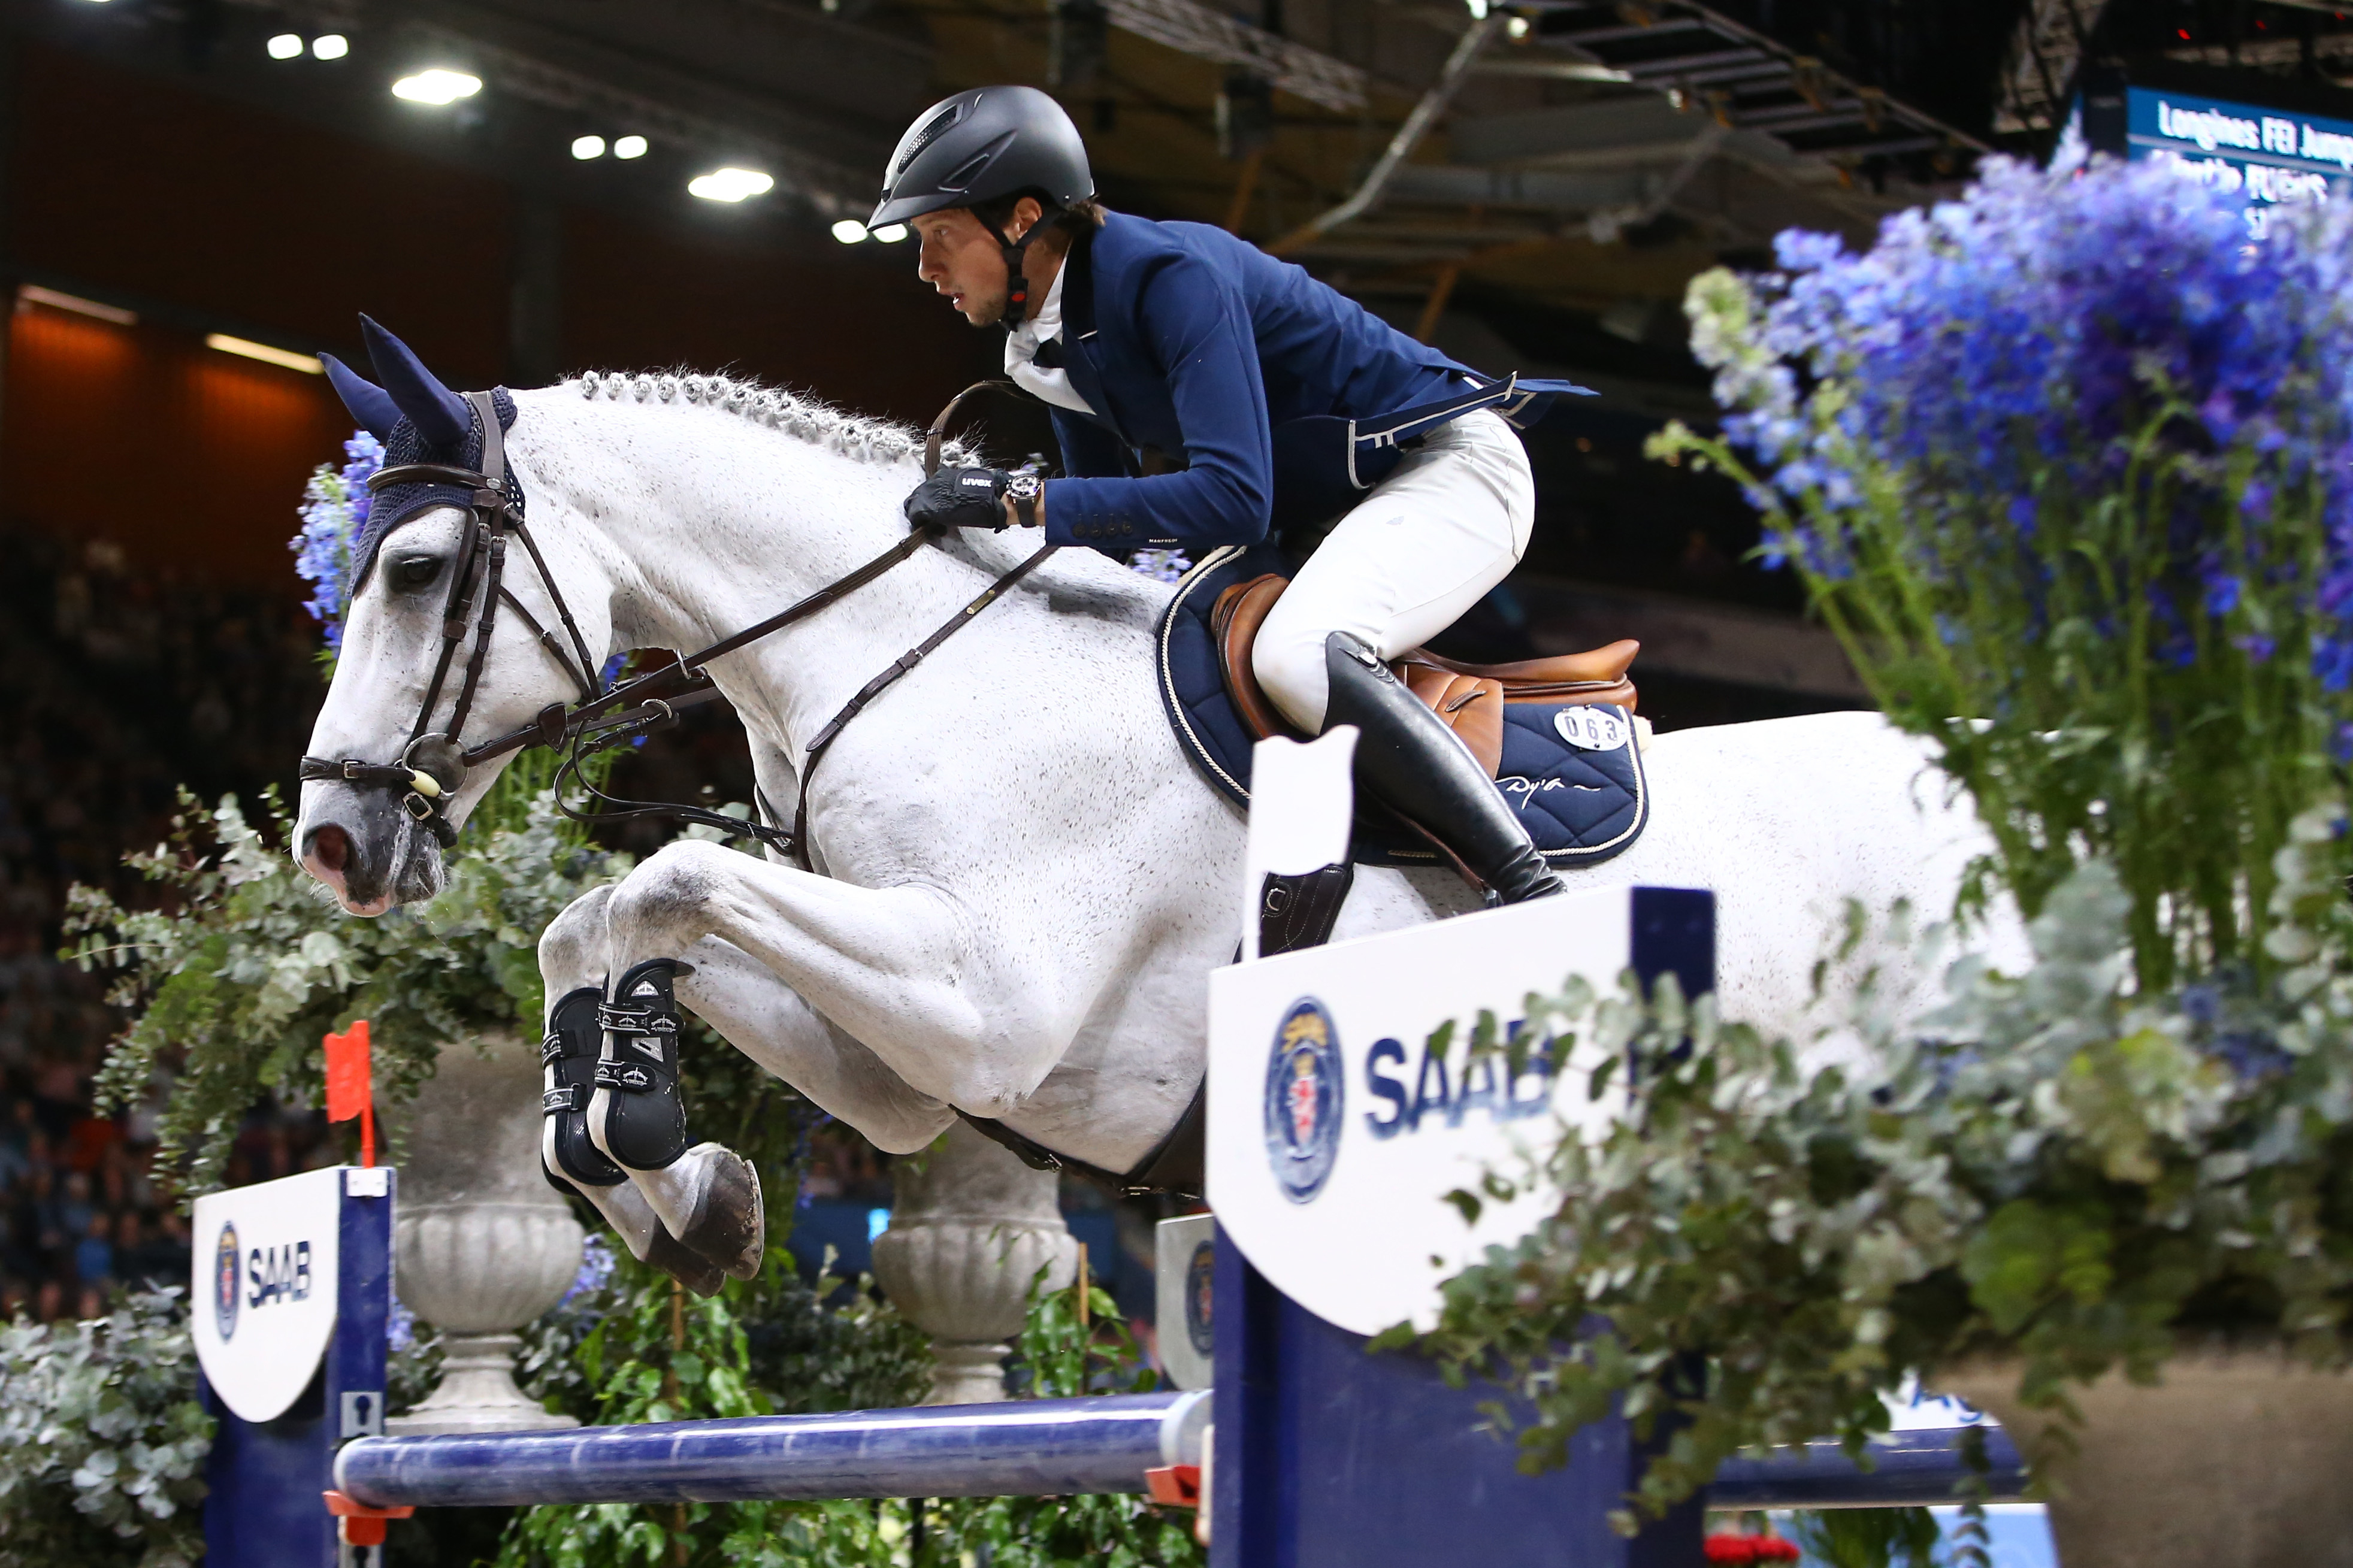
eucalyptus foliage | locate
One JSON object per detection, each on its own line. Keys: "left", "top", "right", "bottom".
{"left": 1404, "top": 810, "right": 2353, "bottom": 1526}
{"left": 1650, "top": 155, "right": 2353, "bottom": 988}
{"left": 0, "top": 1289, "right": 213, "bottom": 1568}
{"left": 65, "top": 785, "right": 628, "bottom": 1194}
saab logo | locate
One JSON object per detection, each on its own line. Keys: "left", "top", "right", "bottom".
{"left": 1182, "top": 1239, "right": 1215, "bottom": 1355}
{"left": 1263, "top": 997, "right": 1344, "bottom": 1203}
{"left": 1363, "top": 1021, "right": 1557, "bottom": 1140}
{"left": 213, "top": 1224, "right": 240, "bottom": 1340}
{"left": 1554, "top": 706, "right": 1629, "bottom": 752}
{"left": 247, "top": 1239, "right": 314, "bottom": 1309}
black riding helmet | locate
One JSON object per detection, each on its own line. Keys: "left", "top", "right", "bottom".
{"left": 872, "top": 86, "right": 1094, "bottom": 330}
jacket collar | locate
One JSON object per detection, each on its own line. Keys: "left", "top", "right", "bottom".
{"left": 1051, "top": 225, "right": 1118, "bottom": 437}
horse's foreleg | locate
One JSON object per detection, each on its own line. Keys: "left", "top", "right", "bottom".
{"left": 603, "top": 840, "right": 1067, "bottom": 1112}
{"left": 673, "top": 934, "right": 955, "bottom": 1154}
{"left": 537, "top": 886, "right": 730, "bottom": 1293}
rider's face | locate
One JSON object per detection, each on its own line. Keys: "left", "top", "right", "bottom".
{"left": 914, "top": 205, "right": 1026, "bottom": 327}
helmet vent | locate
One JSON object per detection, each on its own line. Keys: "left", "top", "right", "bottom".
{"left": 896, "top": 104, "right": 964, "bottom": 176}
{"left": 941, "top": 152, "right": 992, "bottom": 192}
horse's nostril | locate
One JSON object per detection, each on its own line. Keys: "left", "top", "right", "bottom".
{"left": 311, "top": 824, "right": 351, "bottom": 876}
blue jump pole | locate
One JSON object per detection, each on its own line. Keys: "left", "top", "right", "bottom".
{"left": 335, "top": 1390, "right": 1209, "bottom": 1508}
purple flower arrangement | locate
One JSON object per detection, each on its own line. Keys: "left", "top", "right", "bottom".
{"left": 1656, "top": 155, "right": 2353, "bottom": 986}
{"left": 289, "top": 431, "right": 385, "bottom": 655}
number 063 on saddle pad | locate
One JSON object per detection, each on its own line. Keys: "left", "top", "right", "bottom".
{"left": 1156, "top": 543, "right": 1652, "bottom": 871}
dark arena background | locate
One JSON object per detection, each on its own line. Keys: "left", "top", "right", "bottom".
{"left": 0, "top": 0, "right": 2341, "bottom": 1527}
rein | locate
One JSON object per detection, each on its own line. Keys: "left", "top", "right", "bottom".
{"left": 301, "top": 379, "right": 1055, "bottom": 871}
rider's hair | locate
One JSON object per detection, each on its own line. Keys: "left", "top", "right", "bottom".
{"left": 970, "top": 189, "right": 1105, "bottom": 247}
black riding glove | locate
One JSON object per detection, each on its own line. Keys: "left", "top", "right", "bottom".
{"left": 904, "top": 466, "right": 1010, "bottom": 532}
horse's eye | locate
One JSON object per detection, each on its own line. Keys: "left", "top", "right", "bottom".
{"left": 391, "top": 555, "right": 441, "bottom": 592}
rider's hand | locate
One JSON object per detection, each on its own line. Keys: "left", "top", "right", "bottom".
{"left": 904, "top": 467, "right": 1012, "bottom": 532}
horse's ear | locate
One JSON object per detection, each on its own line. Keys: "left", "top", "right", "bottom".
{"left": 358, "top": 314, "right": 471, "bottom": 449}
{"left": 320, "top": 354, "right": 400, "bottom": 443}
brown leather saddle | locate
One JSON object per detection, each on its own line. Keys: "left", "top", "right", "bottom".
{"left": 1210, "top": 574, "right": 1640, "bottom": 777}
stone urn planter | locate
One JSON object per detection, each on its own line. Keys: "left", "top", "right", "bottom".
{"left": 870, "top": 1122, "right": 1078, "bottom": 1404}
{"left": 1937, "top": 1346, "right": 2353, "bottom": 1568}
{"left": 385, "top": 1030, "right": 585, "bottom": 1435}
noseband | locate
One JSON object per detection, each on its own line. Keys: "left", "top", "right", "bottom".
{"left": 300, "top": 380, "right": 1054, "bottom": 872}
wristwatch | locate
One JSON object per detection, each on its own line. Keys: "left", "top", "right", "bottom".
{"left": 1004, "top": 470, "right": 1044, "bottom": 528}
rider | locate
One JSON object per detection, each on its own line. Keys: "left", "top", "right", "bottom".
{"left": 884, "top": 86, "right": 1563, "bottom": 904}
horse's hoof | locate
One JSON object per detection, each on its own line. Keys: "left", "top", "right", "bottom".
{"left": 643, "top": 1225, "right": 726, "bottom": 1298}
{"left": 678, "top": 1142, "right": 766, "bottom": 1280}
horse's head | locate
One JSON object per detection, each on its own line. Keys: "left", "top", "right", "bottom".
{"left": 296, "top": 318, "right": 613, "bottom": 915}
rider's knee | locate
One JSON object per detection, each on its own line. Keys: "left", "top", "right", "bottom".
{"left": 1251, "top": 622, "right": 1332, "bottom": 733}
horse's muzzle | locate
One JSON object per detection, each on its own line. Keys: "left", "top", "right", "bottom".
{"left": 298, "top": 784, "right": 446, "bottom": 914}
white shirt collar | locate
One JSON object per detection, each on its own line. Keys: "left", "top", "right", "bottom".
{"left": 1005, "top": 265, "right": 1094, "bottom": 416}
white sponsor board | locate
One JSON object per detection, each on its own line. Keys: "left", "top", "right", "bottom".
{"left": 190, "top": 1166, "right": 346, "bottom": 1422}
{"left": 1209, "top": 731, "right": 1667, "bottom": 1336}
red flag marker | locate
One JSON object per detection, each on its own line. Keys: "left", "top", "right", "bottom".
{"left": 323, "top": 1019, "right": 376, "bottom": 1168}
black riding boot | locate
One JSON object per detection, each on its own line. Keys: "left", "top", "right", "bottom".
{"left": 1322, "top": 631, "right": 1563, "bottom": 905}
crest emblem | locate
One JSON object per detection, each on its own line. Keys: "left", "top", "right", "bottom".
{"left": 214, "top": 1223, "right": 240, "bottom": 1341}
{"left": 1263, "top": 997, "right": 1344, "bottom": 1203}
{"left": 1183, "top": 1239, "right": 1215, "bottom": 1355}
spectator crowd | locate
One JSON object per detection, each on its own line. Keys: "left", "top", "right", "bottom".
{"left": 0, "top": 525, "right": 329, "bottom": 1319}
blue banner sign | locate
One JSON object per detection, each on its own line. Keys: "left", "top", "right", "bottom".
{"left": 2127, "top": 84, "right": 2353, "bottom": 237}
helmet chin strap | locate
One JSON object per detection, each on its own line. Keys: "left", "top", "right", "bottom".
{"left": 997, "top": 208, "right": 1056, "bottom": 331}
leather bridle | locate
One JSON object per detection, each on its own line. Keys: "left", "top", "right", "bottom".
{"left": 300, "top": 380, "right": 1054, "bottom": 873}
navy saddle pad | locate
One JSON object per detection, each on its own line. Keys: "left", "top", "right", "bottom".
{"left": 1154, "top": 544, "right": 1649, "bottom": 871}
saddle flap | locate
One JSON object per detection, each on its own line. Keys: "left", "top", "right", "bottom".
{"left": 1213, "top": 576, "right": 1302, "bottom": 743}
{"left": 1395, "top": 666, "right": 1503, "bottom": 777}
{"left": 1211, "top": 574, "right": 1637, "bottom": 779}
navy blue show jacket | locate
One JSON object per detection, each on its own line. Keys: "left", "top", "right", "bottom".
{"left": 1041, "top": 211, "right": 1480, "bottom": 554}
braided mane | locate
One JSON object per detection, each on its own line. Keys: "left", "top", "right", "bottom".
{"left": 565, "top": 370, "right": 971, "bottom": 469}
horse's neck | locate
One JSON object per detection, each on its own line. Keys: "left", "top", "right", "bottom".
{"left": 513, "top": 389, "right": 1131, "bottom": 759}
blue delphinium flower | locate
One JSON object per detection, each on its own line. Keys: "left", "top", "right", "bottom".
{"left": 1699, "top": 153, "right": 2353, "bottom": 701}
{"left": 289, "top": 430, "right": 384, "bottom": 653}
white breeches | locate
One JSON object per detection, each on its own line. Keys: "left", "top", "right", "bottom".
{"left": 1252, "top": 408, "right": 1537, "bottom": 733}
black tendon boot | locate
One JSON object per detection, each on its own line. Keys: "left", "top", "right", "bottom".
{"left": 594, "top": 958, "right": 766, "bottom": 1282}
{"left": 1322, "top": 631, "right": 1563, "bottom": 905}
{"left": 592, "top": 959, "right": 695, "bottom": 1172}
{"left": 543, "top": 986, "right": 628, "bottom": 1189}
{"left": 545, "top": 983, "right": 722, "bottom": 1296}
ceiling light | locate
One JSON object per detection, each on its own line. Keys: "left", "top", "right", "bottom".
{"left": 571, "top": 135, "right": 607, "bottom": 160}
{"left": 689, "top": 167, "right": 774, "bottom": 202}
{"left": 1506, "top": 14, "right": 1529, "bottom": 37}
{"left": 17, "top": 284, "right": 135, "bottom": 325}
{"left": 613, "top": 135, "right": 648, "bottom": 159}
{"left": 1465, "top": 0, "right": 1488, "bottom": 16}
{"left": 311, "top": 34, "right": 349, "bottom": 59}
{"left": 206, "top": 334, "right": 323, "bottom": 374}
{"left": 831, "top": 219, "right": 870, "bottom": 244}
{"left": 267, "top": 33, "right": 304, "bottom": 59}
{"left": 871, "top": 223, "right": 908, "bottom": 243}
{"left": 392, "top": 69, "right": 482, "bottom": 106}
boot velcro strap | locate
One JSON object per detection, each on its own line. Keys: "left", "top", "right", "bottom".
{"left": 542, "top": 1084, "right": 588, "bottom": 1113}
{"left": 596, "top": 1003, "right": 676, "bottom": 1036}
{"left": 541, "top": 1032, "right": 574, "bottom": 1066}
{"left": 594, "top": 1059, "right": 658, "bottom": 1092}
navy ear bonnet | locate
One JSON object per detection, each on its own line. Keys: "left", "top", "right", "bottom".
{"left": 350, "top": 388, "right": 521, "bottom": 587}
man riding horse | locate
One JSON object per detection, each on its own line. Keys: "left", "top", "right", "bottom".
{"left": 885, "top": 86, "right": 1566, "bottom": 909}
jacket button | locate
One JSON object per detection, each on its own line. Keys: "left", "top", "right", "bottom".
{"left": 1120, "top": 523, "right": 1134, "bottom": 536}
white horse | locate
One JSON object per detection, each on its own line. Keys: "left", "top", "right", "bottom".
{"left": 296, "top": 353, "right": 2018, "bottom": 1288}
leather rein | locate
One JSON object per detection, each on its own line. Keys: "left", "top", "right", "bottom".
{"left": 300, "top": 380, "right": 1054, "bottom": 873}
